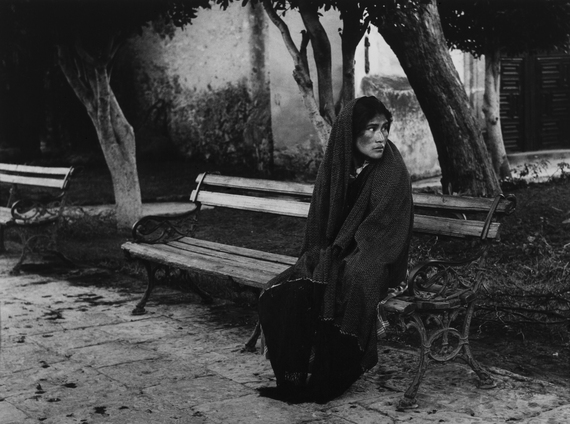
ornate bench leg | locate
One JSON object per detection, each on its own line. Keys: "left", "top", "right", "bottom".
{"left": 0, "top": 226, "right": 6, "bottom": 253}
{"left": 10, "top": 248, "right": 26, "bottom": 275}
{"left": 461, "top": 344, "right": 496, "bottom": 389}
{"left": 459, "top": 303, "right": 496, "bottom": 389}
{"left": 243, "top": 320, "right": 261, "bottom": 353}
{"left": 10, "top": 230, "right": 35, "bottom": 275}
{"left": 397, "top": 313, "right": 430, "bottom": 410}
{"left": 182, "top": 271, "right": 214, "bottom": 304}
{"left": 132, "top": 261, "right": 157, "bottom": 315}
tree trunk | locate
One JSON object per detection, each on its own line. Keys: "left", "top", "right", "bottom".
{"left": 337, "top": 4, "right": 368, "bottom": 111}
{"left": 244, "top": 2, "right": 274, "bottom": 173}
{"left": 483, "top": 47, "right": 512, "bottom": 180}
{"left": 57, "top": 44, "right": 142, "bottom": 229}
{"left": 298, "top": 1, "right": 335, "bottom": 126}
{"left": 374, "top": 1, "right": 501, "bottom": 196}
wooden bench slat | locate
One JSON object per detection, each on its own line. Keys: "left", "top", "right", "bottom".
{"left": 0, "top": 174, "right": 68, "bottom": 189}
{"left": 193, "top": 192, "right": 501, "bottom": 238}
{"left": 413, "top": 215, "right": 500, "bottom": 239}
{"left": 167, "top": 239, "right": 293, "bottom": 274}
{"left": 1, "top": 163, "right": 74, "bottom": 273}
{"left": 200, "top": 174, "right": 314, "bottom": 197}
{"left": 413, "top": 193, "right": 513, "bottom": 214}
{"left": 197, "top": 174, "right": 513, "bottom": 215}
{"left": 186, "top": 204, "right": 501, "bottom": 240}
{"left": 192, "top": 190, "right": 311, "bottom": 218}
{"left": 0, "top": 163, "right": 72, "bottom": 175}
{"left": 122, "top": 242, "right": 279, "bottom": 288}
{"left": 381, "top": 298, "right": 416, "bottom": 314}
{"left": 158, "top": 242, "right": 288, "bottom": 277}
{"left": 174, "top": 237, "right": 297, "bottom": 266}
{"left": 0, "top": 208, "right": 12, "bottom": 225}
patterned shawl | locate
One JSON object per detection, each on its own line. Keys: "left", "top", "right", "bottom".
{"left": 266, "top": 98, "right": 414, "bottom": 370}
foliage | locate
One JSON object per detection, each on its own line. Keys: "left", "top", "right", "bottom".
{"left": 439, "top": 0, "right": 570, "bottom": 57}
{"left": 183, "top": 82, "right": 256, "bottom": 168}
{"left": 511, "top": 160, "right": 552, "bottom": 182}
{"left": 0, "top": 0, "right": 212, "bottom": 52}
{"left": 509, "top": 160, "right": 570, "bottom": 186}
{"left": 274, "top": 138, "right": 325, "bottom": 180}
{"left": 407, "top": 195, "right": 570, "bottom": 343}
{"left": 477, "top": 231, "right": 570, "bottom": 340}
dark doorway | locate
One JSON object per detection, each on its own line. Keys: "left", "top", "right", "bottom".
{"left": 501, "top": 52, "right": 570, "bottom": 153}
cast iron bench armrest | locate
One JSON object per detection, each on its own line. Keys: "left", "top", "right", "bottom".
{"left": 10, "top": 192, "right": 67, "bottom": 226}
{"left": 0, "top": 163, "right": 75, "bottom": 273}
{"left": 406, "top": 253, "right": 484, "bottom": 298}
{"left": 131, "top": 202, "right": 201, "bottom": 244}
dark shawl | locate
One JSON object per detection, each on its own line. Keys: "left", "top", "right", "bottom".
{"left": 261, "top": 98, "right": 413, "bottom": 385}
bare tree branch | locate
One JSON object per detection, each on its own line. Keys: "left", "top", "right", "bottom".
{"left": 299, "top": 1, "right": 335, "bottom": 125}
{"left": 56, "top": 45, "right": 95, "bottom": 117}
{"left": 338, "top": 3, "right": 369, "bottom": 109}
{"left": 299, "top": 30, "right": 311, "bottom": 78}
{"left": 262, "top": 0, "right": 301, "bottom": 61}
{"left": 261, "top": 0, "right": 331, "bottom": 146}
{"left": 110, "top": 90, "right": 136, "bottom": 155}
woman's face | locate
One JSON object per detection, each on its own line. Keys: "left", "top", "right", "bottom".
{"left": 355, "top": 114, "right": 390, "bottom": 160}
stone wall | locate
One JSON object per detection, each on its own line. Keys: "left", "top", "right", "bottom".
{"left": 116, "top": 6, "right": 476, "bottom": 180}
{"left": 116, "top": 3, "right": 272, "bottom": 170}
{"left": 360, "top": 75, "right": 440, "bottom": 180}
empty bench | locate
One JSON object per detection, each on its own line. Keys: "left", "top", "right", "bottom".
{"left": 121, "top": 172, "right": 516, "bottom": 409}
{"left": 0, "top": 163, "right": 75, "bottom": 273}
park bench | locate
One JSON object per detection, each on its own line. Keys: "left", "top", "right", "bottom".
{"left": 121, "top": 172, "right": 516, "bottom": 409}
{"left": 0, "top": 163, "right": 75, "bottom": 274}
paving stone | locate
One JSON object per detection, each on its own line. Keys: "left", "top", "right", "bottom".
{"left": 206, "top": 351, "right": 272, "bottom": 384}
{"left": 155, "top": 303, "right": 219, "bottom": 321}
{"left": 0, "top": 399, "right": 31, "bottom": 423}
{"left": 9, "top": 281, "right": 97, "bottom": 304}
{"left": 1, "top": 306, "right": 67, "bottom": 338}
{"left": 522, "top": 404, "right": 570, "bottom": 423}
{"left": 368, "top": 395, "right": 505, "bottom": 423}
{"left": 56, "top": 308, "right": 126, "bottom": 330}
{"left": 39, "top": 397, "right": 212, "bottom": 424}
{"left": 0, "top": 341, "right": 67, "bottom": 376}
{"left": 97, "top": 358, "right": 213, "bottom": 389}
{"left": 143, "top": 375, "right": 252, "bottom": 409}
{"left": 7, "top": 365, "right": 130, "bottom": 419}
{"left": 66, "top": 341, "right": 162, "bottom": 368}
{"left": 0, "top": 361, "right": 87, "bottom": 400}
{"left": 142, "top": 335, "right": 235, "bottom": 365}
{"left": 300, "top": 418, "right": 353, "bottom": 424}
{"left": 96, "top": 316, "right": 190, "bottom": 342}
{"left": 0, "top": 272, "right": 53, "bottom": 294}
{"left": 192, "top": 394, "right": 329, "bottom": 424}
{"left": 26, "top": 327, "right": 121, "bottom": 354}
{"left": 324, "top": 402, "right": 394, "bottom": 424}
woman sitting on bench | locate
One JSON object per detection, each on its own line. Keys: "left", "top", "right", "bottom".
{"left": 258, "top": 96, "right": 414, "bottom": 403}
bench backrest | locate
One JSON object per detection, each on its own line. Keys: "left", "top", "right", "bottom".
{"left": 190, "top": 173, "right": 516, "bottom": 241}
{"left": 0, "top": 163, "right": 74, "bottom": 190}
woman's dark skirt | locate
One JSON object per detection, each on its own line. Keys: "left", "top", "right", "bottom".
{"left": 258, "top": 278, "right": 364, "bottom": 404}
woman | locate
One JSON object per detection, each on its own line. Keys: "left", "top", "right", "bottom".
{"left": 258, "top": 96, "right": 413, "bottom": 403}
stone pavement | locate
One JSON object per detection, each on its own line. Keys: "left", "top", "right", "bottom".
{"left": 1, "top": 255, "right": 570, "bottom": 424}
